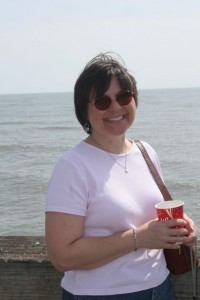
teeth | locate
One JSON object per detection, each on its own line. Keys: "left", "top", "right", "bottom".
{"left": 107, "top": 116, "right": 123, "bottom": 121}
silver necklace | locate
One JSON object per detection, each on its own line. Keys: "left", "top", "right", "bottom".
{"left": 107, "top": 151, "right": 128, "bottom": 173}
{"left": 91, "top": 137, "right": 128, "bottom": 173}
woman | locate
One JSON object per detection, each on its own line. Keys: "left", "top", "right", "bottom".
{"left": 45, "top": 53, "right": 196, "bottom": 300}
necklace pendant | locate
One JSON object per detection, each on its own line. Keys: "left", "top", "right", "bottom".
{"left": 125, "top": 169, "right": 128, "bottom": 174}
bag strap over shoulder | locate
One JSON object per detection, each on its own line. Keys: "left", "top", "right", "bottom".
{"left": 135, "top": 140, "right": 173, "bottom": 201}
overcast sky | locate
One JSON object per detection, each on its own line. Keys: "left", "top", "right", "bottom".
{"left": 1, "top": 0, "right": 200, "bottom": 94}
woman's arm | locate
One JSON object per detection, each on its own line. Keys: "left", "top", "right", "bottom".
{"left": 45, "top": 212, "right": 188, "bottom": 272}
{"left": 45, "top": 212, "right": 136, "bottom": 272}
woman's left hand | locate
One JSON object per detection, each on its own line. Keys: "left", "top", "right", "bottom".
{"left": 183, "top": 213, "right": 197, "bottom": 247}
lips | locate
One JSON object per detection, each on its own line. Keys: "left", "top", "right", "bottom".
{"left": 106, "top": 115, "right": 124, "bottom": 122}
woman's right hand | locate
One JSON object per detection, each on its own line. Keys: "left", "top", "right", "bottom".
{"left": 136, "top": 218, "right": 188, "bottom": 250}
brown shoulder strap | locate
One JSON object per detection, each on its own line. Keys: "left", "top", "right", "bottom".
{"left": 135, "top": 140, "right": 173, "bottom": 201}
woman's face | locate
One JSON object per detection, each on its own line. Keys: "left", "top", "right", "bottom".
{"left": 87, "top": 77, "right": 136, "bottom": 140}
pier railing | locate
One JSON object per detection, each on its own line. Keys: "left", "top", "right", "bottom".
{"left": 0, "top": 236, "right": 199, "bottom": 300}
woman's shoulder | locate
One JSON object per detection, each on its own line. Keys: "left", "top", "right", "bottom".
{"left": 134, "top": 139, "right": 159, "bottom": 163}
{"left": 61, "top": 141, "right": 85, "bottom": 159}
{"left": 54, "top": 141, "right": 95, "bottom": 170}
{"left": 134, "top": 140, "right": 156, "bottom": 153}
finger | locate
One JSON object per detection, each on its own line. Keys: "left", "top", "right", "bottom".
{"left": 187, "top": 230, "right": 197, "bottom": 239}
{"left": 184, "top": 232, "right": 197, "bottom": 246}
{"left": 164, "top": 242, "right": 181, "bottom": 250}
{"left": 168, "top": 235, "right": 187, "bottom": 244}
{"left": 183, "top": 214, "right": 196, "bottom": 231}
{"left": 169, "top": 228, "right": 188, "bottom": 237}
{"left": 165, "top": 218, "right": 187, "bottom": 228}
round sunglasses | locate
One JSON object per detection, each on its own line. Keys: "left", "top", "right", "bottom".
{"left": 89, "top": 90, "right": 134, "bottom": 111}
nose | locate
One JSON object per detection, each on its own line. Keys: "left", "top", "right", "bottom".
{"left": 108, "top": 98, "right": 122, "bottom": 110}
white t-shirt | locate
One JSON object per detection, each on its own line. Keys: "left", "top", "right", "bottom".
{"left": 45, "top": 140, "right": 169, "bottom": 295}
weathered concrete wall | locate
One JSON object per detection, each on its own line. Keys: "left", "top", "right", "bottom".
{"left": 0, "top": 236, "right": 62, "bottom": 299}
{"left": 0, "top": 236, "right": 199, "bottom": 300}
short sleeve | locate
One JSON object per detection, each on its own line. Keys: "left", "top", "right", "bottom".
{"left": 45, "top": 156, "right": 88, "bottom": 216}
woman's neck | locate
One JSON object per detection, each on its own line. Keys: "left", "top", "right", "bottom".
{"left": 85, "top": 134, "right": 132, "bottom": 154}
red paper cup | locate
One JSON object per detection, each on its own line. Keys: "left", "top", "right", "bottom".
{"left": 155, "top": 200, "right": 184, "bottom": 225}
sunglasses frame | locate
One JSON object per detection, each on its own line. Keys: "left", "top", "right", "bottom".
{"left": 89, "top": 90, "right": 134, "bottom": 111}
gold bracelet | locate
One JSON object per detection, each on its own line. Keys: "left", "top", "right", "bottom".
{"left": 132, "top": 228, "right": 138, "bottom": 251}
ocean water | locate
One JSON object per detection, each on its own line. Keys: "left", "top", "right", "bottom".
{"left": 0, "top": 88, "right": 200, "bottom": 236}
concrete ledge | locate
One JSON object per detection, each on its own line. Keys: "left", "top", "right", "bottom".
{"left": 0, "top": 236, "right": 199, "bottom": 299}
{"left": 0, "top": 236, "right": 62, "bottom": 300}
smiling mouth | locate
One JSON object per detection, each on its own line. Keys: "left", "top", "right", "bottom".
{"left": 106, "top": 115, "right": 124, "bottom": 122}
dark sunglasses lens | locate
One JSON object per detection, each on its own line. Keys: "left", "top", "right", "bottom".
{"left": 95, "top": 96, "right": 111, "bottom": 110}
{"left": 94, "top": 92, "right": 133, "bottom": 110}
{"left": 117, "top": 92, "right": 133, "bottom": 105}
